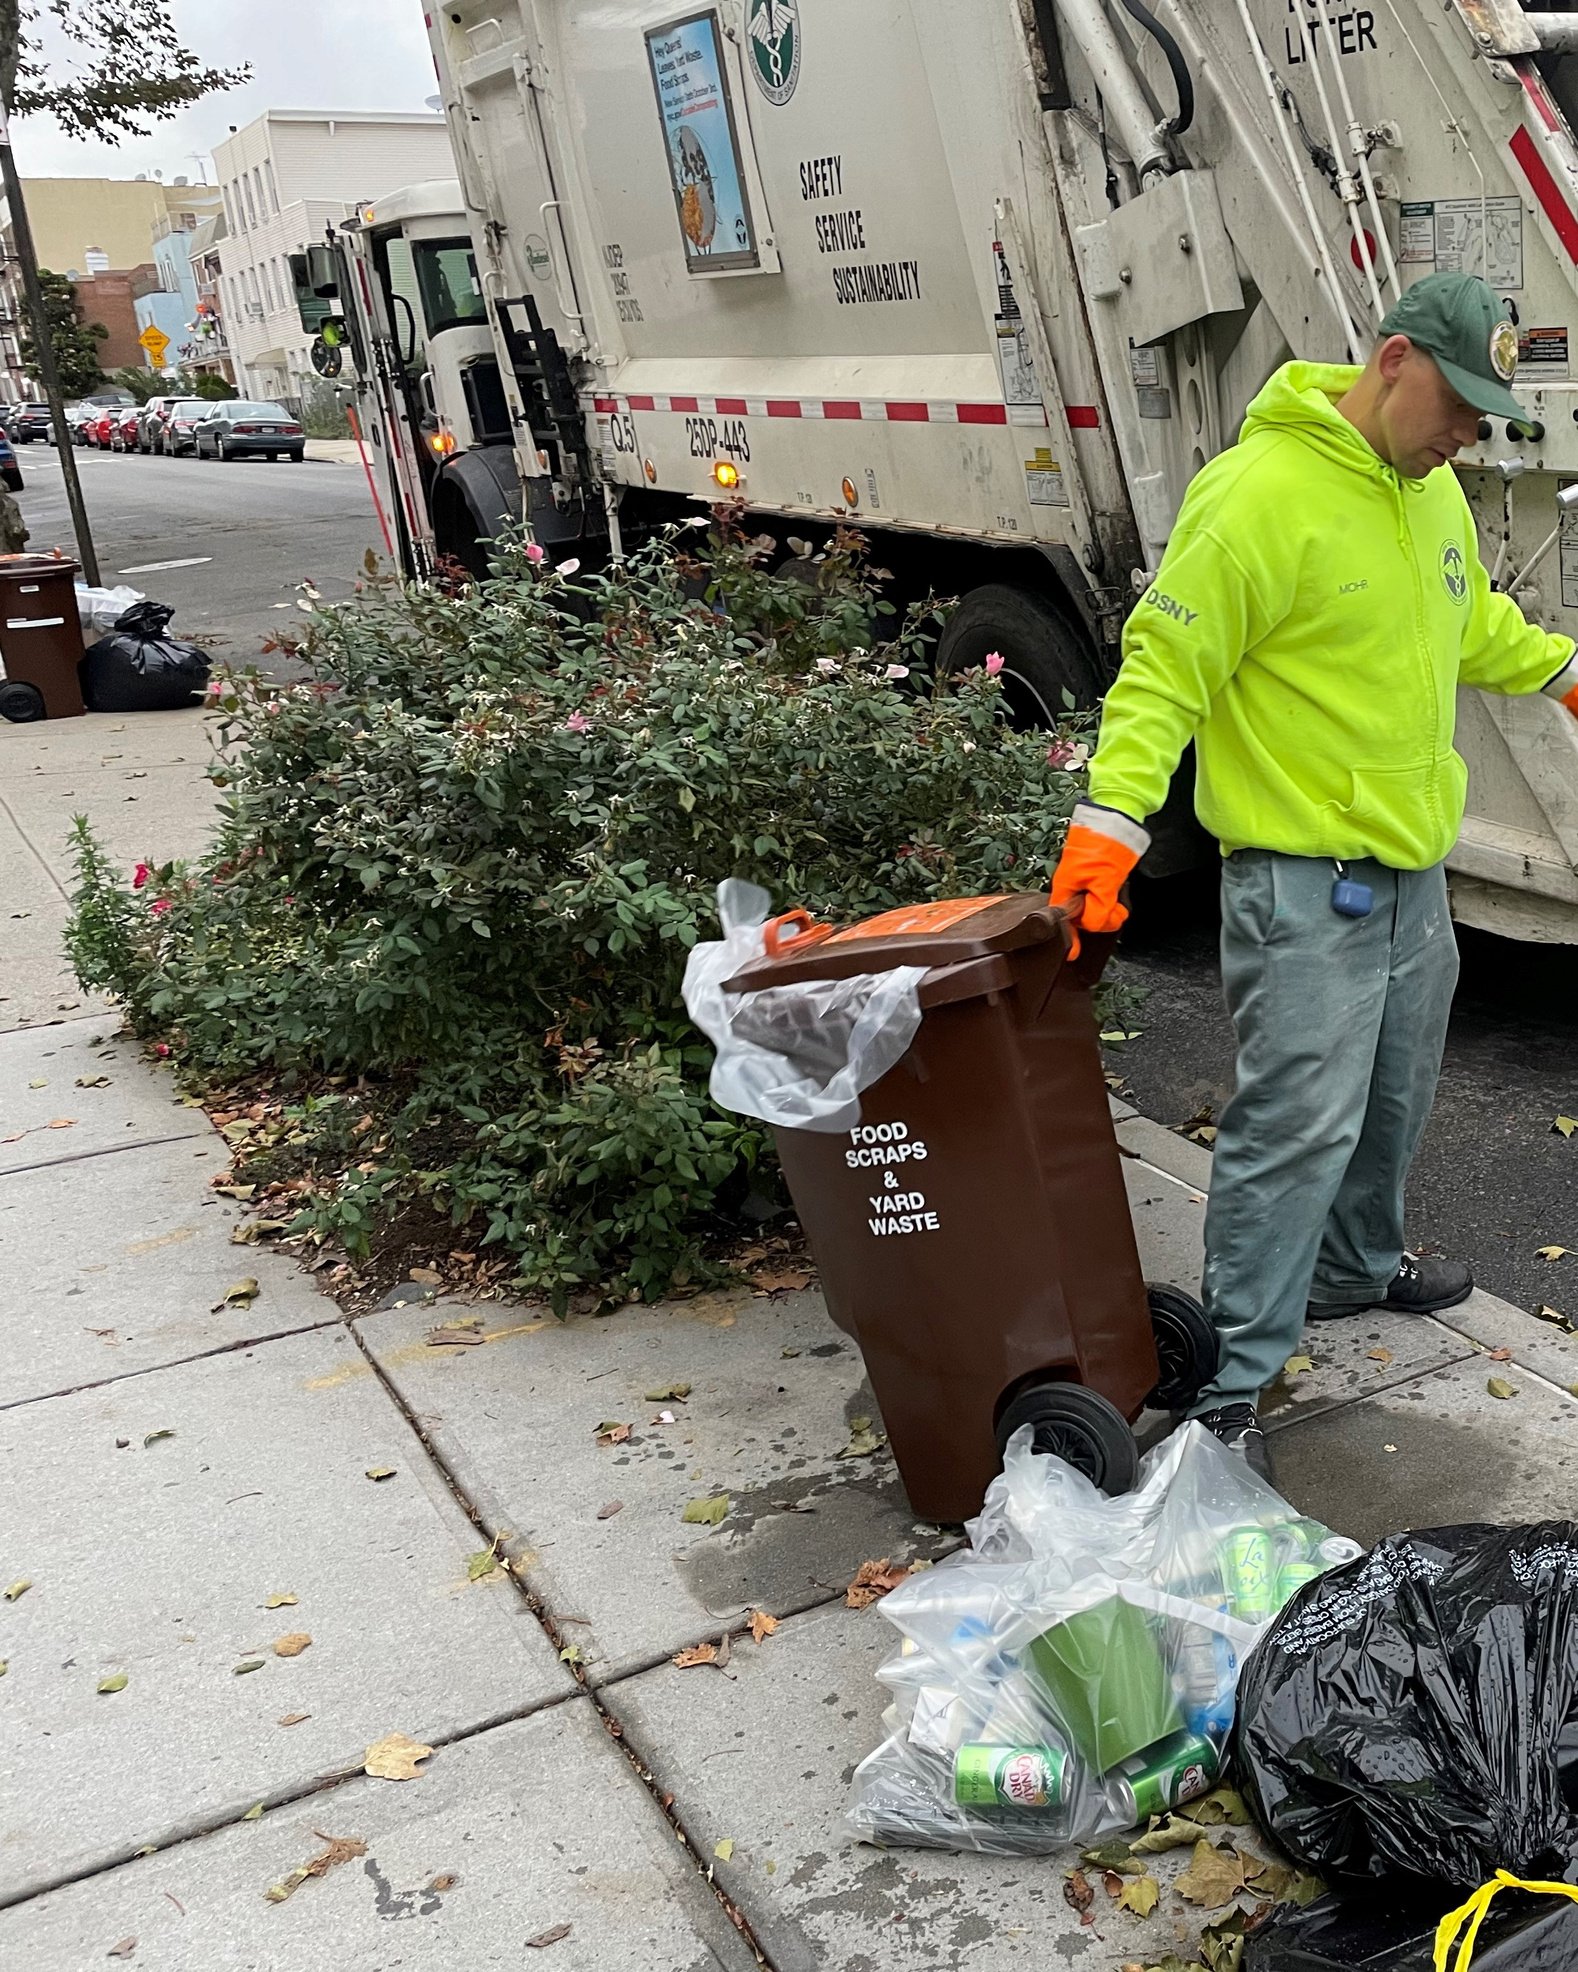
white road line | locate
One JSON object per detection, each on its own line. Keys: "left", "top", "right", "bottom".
{"left": 117, "top": 556, "right": 214, "bottom": 575}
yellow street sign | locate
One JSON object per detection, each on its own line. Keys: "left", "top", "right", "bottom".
{"left": 138, "top": 325, "right": 170, "bottom": 362}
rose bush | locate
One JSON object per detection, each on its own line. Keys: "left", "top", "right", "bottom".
{"left": 66, "top": 521, "right": 1091, "bottom": 1305}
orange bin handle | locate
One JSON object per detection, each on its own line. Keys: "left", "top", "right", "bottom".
{"left": 761, "top": 908, "right": 835, "bottom": 961}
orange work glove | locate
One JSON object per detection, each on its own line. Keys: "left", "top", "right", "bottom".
{"left": 1049, "top": 802, "right": 1152, "bottom": 958}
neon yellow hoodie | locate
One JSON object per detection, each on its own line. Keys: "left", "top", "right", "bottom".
{"left": 1087, "top": 360, "right": 1578, "bottom": 867}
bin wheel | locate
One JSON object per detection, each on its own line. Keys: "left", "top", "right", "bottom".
{"left": 995, "top": 1380, "right": 1139, "bottom": 1494}
{"left": 1145, "top": 1284, "right": 1219, "bottom": 1412}
{"left": 0, "top": 680, "right": 46, "bottom": 723}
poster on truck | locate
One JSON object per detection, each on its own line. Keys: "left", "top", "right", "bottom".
{"left": 645, "top": 10, "right": 760, "bottom": 273}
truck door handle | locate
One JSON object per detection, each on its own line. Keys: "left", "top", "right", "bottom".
{"left": 537, "top": 201, "right": 584, "bottom": 326}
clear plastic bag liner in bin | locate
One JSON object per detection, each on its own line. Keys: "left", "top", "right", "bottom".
{"left": 847, "top": 1421, "right": 1359, "bottom": 1855}
{"left": 681, "top": 879, "right": 926, "bottom": 1134}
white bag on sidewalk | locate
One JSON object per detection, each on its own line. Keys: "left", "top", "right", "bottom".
{"left": 75, "top": 584, "right": 144, "bottom": 635}
{"left": 681, "top": 879, "right": 926, "bottom": 1134}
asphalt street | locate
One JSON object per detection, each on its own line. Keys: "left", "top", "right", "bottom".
{"left": 11, "top": 437, "right": 380, "bottom": 669}
{"left": 1115, "top": 866, "right": 1578, "bottom": 1322}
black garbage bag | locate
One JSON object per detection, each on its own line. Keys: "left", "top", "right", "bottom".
{"left": 79, "top": 600, "right": 210, "bottom": 712}
{"left": 1235, "top": 1525, "right": 1578, "bottom": 1893}
{"left": 1246, "top": 1882, "right": 1578, "bottom": 1971}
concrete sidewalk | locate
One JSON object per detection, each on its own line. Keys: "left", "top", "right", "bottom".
{"left": 6, "top": 716, "right": 1578, "bottom": 1967}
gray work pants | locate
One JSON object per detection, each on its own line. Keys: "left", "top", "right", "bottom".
{"left": 1191, "top": 851, "right": 1459, "bottom": 1412}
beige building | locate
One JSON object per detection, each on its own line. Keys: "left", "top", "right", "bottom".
{"left": 0, "top": 175, "right": 221, "bottom": 401}
{"left": 213, "top": 110, "right": 454, "bottom": 405}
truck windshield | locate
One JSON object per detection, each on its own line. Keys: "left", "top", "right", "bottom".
{"left": 412, "top": 240, "right": 486, "bottom": 336}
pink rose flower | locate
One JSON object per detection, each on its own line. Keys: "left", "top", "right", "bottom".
{"left": 153, "top": 1042, "right": 170, "bottom": 1058}
{"left": 150, "top": 898, "right": 172, "bottom": 917}
{"left": 564, "top": 711, "right": 590, "bottom": 734}
{"left": 132, "top": 862, "right": 151, "bottom": 891}
{"left": 525, "top": 542, "right": 546, "bottom": 564}
{"left": 984, "top": 651, "right": 1005, "bottom": 676}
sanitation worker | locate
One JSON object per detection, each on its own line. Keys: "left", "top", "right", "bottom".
{"left": 1050, "top": 270, "right": 1578, "bottom": 1484}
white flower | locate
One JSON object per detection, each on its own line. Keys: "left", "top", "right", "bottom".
{"left": 557, "top": 558, "right": 581, "bottom": 577}
{"left": 815, "top": 657, "right": 839, "bottom": 675}
{"left": 884, "top": 663, "right": 909, "bottom": 680}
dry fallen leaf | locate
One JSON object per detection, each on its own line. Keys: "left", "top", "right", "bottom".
{"left": 107, "top": 1940, "right": 136, "bottom": 1959}
{"left": 525, "top": 1925, "right": 572, "bottom": 1950}
{"left": 1063, "top": 1868, "right": 1095, "bottom": 1916}
{"left": 838, "top": 1417, "right": 885, "bottom": 1459}
{"left": 596, "top": 1500, "right": 623, "bottom": 1521}
{"left": 364, "top": 1731, "right": 433, "bottom": 1781}
{"left": 408, "top": 1266, "right": 444, "bottom": 1284}
{"left": 1554, "top": 1116, "right": 1578, "bottom": 1139}
{"left": 1535, "top": 1304, "right": 1578, "bottom": 1333}
{"left": 644, "top": 1382, "right": 692, "bottom": 1402}
{"left": 1488, "top": 1376, "right": 1518, "bottom": 1400}
{"left": 1130, "top": 1814, "right": 1208, "bottom": 1855}
{"left": 1082, "top": 1840, "right": 1144, "bottom": 1876}
{"left": 364, "top": 1467, "right": 397, "bottom": 1482}
{"left": 234, "top": 1659, "right": 265, "bottom": 1676}
{"left": 845, "top": 1557, "right": 914, "bottom": 1609}
{"left": 426, "top": 1322, "right": 484, "bottom": 1349}
{"left": 263, "top": 1831, "right": 367, "bottom": 1903}
{"left": 277, "top": 1712, "right": 310, "bottom": 1727}
{"left": 1538, "top": 1245, "right": 1570, "bottom": 1261}
{"left": 1283, "top": 1355, "right": 1314, "bottom": 1377}
{"left": 753, "top": 1269, "right": 810, "bottom": 1294}
{"left": 671, "top": 1642, "right": 719, "bottom": 1668}
{"left": 214, "top": 1278, "right": 259, "bottom": 1309}
{"left": 76, "top": 1074, "right": 111, "bottom": 1088}
{"left": 714, "top": 1838, "right": 734, "bottom": 1862}
{"left": 1116, "top": 1873, "right": 1161, "bottom": 1917}
{"left": 680, "top": 1495, "right": 729, "bottom": 1526}
{"left": 273, "top": 1633, "right": 311, "bottom": 1658}
{"left": 242, "top": 1803, "right": 265, "bottom": 1821}
{"left": 97, "top": 1672, "right": 128, "bottom": 1694}
{"left": 143, "top": 1429, "right": 174, "bottom": 1447}
{"left": 428, "top": 1873, "right": 460, "bottom": 1893}
{"left": 46, "top": 1117, "right": 76, "bottom": 1130}
{"left": 749, "top": 1609, "right": 778, "bottom": 1644}
{"left": 1366, "top": 1347, "right": 1393, "bottom": 1366}
{"left": 1488, "top": 1347, "right": 1513, "bottom": 1363}
{"left": 1191, "top": 1785, "right": 1253, "bottom": 1827}
{"left": 1176, "top": 1839, "right": 1254, "bottom": 1909}
{"left": 593, "top": 1421, "right": 632, "bottom": 1446}
{"left": 264, "top": 1593, "right": 297, "bottom": 1609}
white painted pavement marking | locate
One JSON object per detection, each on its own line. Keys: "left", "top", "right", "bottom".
{"left": 116, "top": 556, "right": 214, "bottom": 575}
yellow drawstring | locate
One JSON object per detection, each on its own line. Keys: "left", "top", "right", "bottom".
{"left": 1433, "top": 1869, "right": 1578, "bottom": 1971}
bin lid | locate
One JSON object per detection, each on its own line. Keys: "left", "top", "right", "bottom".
{"left": 725, "top": 892, "right": 1070, "bottom": 991}
{"left": 0, "top": 553, "right": 79, "bottom": 582}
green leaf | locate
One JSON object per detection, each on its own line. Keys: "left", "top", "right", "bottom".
{"left": 713, "top": 1837, "right": 734, "bottom": 1862}
{"left": 1488, "top": 1376, "right": 1518, "bottom": 1399}
{"left": 242, "top": 1802, "right": 265, "bottom": 1820}
{"left": 681, "top": 1495, "right": 729, "bottom": 1526}
{"left": 97, "top": 1672, "right": 128, "bottom": 1694}
{"left": 143, "top": 1428, "right": 175, "bottom": 1447}
{"left": 1080, "top": 1840, "right": 1143, "bottom": 1876}
{"left": 233, "top": 1658, "right": 265, "bottom": 1675}
{"left": 466, "top": 1547, "right": 503, "bottom": 1581}
{"left": 677, "top": 785, "right": 695, "bottom": 812}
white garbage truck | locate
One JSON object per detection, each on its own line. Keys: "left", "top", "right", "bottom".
{"left": 316, "top": 0, "right": 1578, "bottom": 937}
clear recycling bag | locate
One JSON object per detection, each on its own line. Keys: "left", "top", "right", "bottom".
{"left": 681, "top": 879, "right": 926, "bottom": 1134}
{"left": 847, "top": 1421, "right": 1361, "bottom": 1855}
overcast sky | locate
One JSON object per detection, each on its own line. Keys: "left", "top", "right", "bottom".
{"left": 12, "top": 0, "right": 439, "bottom": 180}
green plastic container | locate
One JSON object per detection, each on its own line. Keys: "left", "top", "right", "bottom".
{"left": 1026, "top": 1598, "right": 1183, "bottom": 1770}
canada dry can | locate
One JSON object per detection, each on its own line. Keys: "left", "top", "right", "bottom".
{"left": 1108, "top": 1730, "right": 1220, "bottom": 1823}
{"left": 1222, "top": 1526, "right": 1278, "bottom": 1622}
{"left": 952, "top": 1742, "right": 1066, "bottom": 1810}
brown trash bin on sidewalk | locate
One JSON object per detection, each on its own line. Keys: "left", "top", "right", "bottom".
{"left": 725, "top": 893, "right": 1217, "bottom": 1524}
{"left": 0, "top": 555, "right": 84, "bottom": 721}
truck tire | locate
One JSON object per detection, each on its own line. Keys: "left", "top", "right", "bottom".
{"left": 936, "top": 582, "right": 1103, "bottom": 725}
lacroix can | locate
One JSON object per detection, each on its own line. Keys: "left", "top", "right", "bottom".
{"left": 1276, "top": 1557, "right": 1323, "bottom": 1608}
{"left": 952, "top": 1743, "right": 1066, "bottom": 1810}
{"left": 1222, "top": 1525, "right": 1277, "bottom": 1623}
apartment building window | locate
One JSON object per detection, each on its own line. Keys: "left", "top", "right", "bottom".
{"left": 264, "top": 159, "right": 280, "bottom": 214}
{"left": 243, "top": 175, "right": 258, "bottom": 228}
{"left": 266, "top": 261, "right": 282, "bottom": 314}
{"left": 222, "top": 185, "right": 235, "bottom": 233}
{"left": 252, "top": 168, "right": 265, "bottom": 224}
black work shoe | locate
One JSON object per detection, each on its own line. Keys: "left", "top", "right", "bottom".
{"left": 1307, "top": 1253, "right": 1474, "bottom": 1322}
{"left": 1197, "top": 1404, "right": 1276, "bottom": 1486}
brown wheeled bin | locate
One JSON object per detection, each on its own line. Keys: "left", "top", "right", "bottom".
{"left": 0, "top": 554, "right": 84, "bottom": 721}
{"left": 725, "top": 893, "right": 1217, "bottom": 1523}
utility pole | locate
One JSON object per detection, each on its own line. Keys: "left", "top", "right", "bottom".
{"left": 0, "top": 107, "right": 99, "bottom": 582}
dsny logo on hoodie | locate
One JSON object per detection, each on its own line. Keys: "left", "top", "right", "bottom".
{"left": 1439, "top": 540, "right": 1468, "bottom": 605}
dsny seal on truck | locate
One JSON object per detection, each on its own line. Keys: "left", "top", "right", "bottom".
{"left": 313, "top": 0, "right": 1578, "bottom": 939}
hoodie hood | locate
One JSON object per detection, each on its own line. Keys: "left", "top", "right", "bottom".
{"left": 1239, "top": 359, "right": 1393, "bottom": 479}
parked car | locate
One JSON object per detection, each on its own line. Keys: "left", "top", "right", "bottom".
{"left": 157, "top": 399, "right": 210, "bottom": 457}
{"left": 87, "top": 408, "right": 118, "bottom": 448}
{"left": 66, "top": 405, "right": 97, "bottom": 446}
{"left": 0, "top": 427, "right": 25, "bottom": 492}
{"left": 193, "top": 400, "right": 304, "bottom": 462}
{"left": 136, "top": 396, "right": 180, "bottom": 454}
{"left": 108, "top": 407, "right": 142, "bottom": 453}
{"left": 7, "top": 402, "right": 51, "bottom": 444}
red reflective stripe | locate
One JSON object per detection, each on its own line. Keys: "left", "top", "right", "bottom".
{"left": 627, "top": 394, "right": 656, "bottom": 411}
{"left": 1066, "top": 405, "right": 1101, "bottom": 429}
{"left": 1511, "top": 124, "right": 1578, "bottom": 262}
{"left": 593, "top": 396, "right": 617, "bottom": 413}
{"left": 1518, "top": 63, "right": 1562, "bottom": 134}
{"left": 669, "top": 394, "right": 699, "bottom": 412}
{"left": 885, "top": 402, "right": 929, "bottom": 421}
{"left": 765, "top": 399, "right": 802, "bottom": 417}
{"left": 957, "top": 403, "right": 1008, "bottom": 424}
{"left": 823, "top": 400, "right": 863, "bottom": 419}
{"left": 714, "top": 396, "right": 748, "bottom": 414}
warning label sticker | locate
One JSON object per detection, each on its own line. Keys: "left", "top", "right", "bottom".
{"left": 826, "top": 896, "right": 1008, "bottom": 944}
{"left": 1520, "top": 326, "right": 1569, "bottom": 378}
{"left": 1024, "top": 445, "right": 1069, "bottom": 508}
{"left": 1400, "top": 196, "right": 1524, "bottom": 290}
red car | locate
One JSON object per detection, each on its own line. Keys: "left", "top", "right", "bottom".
{"left": 87, "top": 409, "right": 118, "bottom": 448}
{"left": 108, "top": 407, "right": 141, "bottom": 453}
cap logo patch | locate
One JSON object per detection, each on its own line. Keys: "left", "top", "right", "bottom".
{"left": 1490, "top": 320, "right": 1519, "bottom": 382}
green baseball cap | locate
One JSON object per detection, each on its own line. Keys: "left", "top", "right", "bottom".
{"left": 1378, "top": 271, "right": 1525, "bottom": 420}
